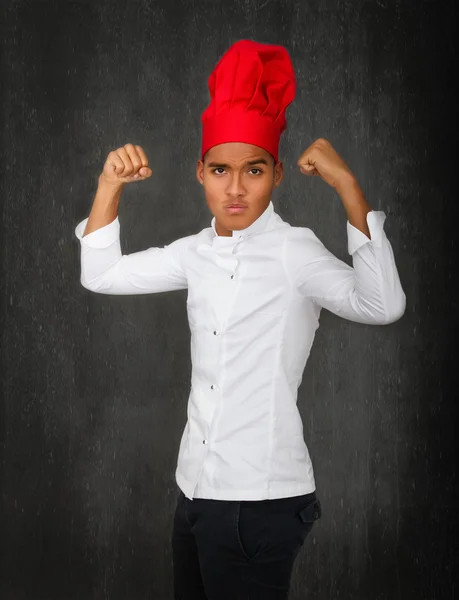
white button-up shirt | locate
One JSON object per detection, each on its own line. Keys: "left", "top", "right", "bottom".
{"left": 74, "top": 200, "right": 405, "bottom": 501}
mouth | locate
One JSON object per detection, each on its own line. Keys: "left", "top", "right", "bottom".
{"left": 225, "top": 204, "right": 247, "bottom": 214}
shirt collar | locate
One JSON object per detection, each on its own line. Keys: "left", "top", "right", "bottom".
{"left": 210, "top": 201, "right": 274, "bottom": 240}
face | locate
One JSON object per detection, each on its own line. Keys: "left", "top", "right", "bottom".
{"left": 196, "top": 142, "right": 284, "bottom": 236}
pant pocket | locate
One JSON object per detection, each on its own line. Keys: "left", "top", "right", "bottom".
{"left": 235, "top": 501, "right": 268, "bottom": 562}
{"left": 296, "top": 496, "right": 322, "bottom": 536}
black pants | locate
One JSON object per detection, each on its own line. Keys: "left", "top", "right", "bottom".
{"left": 172, "top": 487, "right": 322, "bottom": 600}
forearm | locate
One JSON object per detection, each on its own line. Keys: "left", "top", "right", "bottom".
{"left": 335, "top": 175, "right": 372, "bottom": 238}
{"left": 83, "top": 175, "right": 125, "bottom": 237}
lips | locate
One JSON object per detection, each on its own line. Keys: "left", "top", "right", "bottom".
{"left": 225, "top": 205, "right": 247, "bottom": 214}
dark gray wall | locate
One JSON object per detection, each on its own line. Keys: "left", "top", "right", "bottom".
{"left": 1, "top": 1, "right": 456, "bottom": 598}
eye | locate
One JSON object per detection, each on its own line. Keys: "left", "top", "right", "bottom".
{"left": 211, "top": 168, "right": 264, "bottom": 175}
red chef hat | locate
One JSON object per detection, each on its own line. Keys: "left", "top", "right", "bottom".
{"left": 201, "top": 39, "right": 296, "bottom": 163}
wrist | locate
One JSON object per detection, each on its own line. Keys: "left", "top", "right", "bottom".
{"left": 334, "top": 173, "right": 360, "bottom": 196}
{"left": 98, "top": 173, "right": 125, "bottom": 192}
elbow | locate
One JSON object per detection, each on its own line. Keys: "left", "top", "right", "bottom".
{"left": 79, "top": 276, "right": 103, "bottom": 294}
{"left": 80, "top": 280, "right": 95, "bottom": 293}
{"left": 79, "top": 276, "right": 90, "bottom": 291}
{"left": 381, "top": 292, "right": 406, "bottom": 324}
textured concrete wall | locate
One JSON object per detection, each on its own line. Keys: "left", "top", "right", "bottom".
{"left": 0, "top": 1, "right": 455, "bottom": 598}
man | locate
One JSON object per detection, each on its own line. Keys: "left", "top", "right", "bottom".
{"left": 75, "top": 40, "right": 405, "bottom": 600}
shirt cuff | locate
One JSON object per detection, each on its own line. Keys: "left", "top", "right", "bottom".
{"left": 74, "top": 216, "right": 120, "bottom": 249}
{"left": 347, "top": 210, "right": 387, "bottom": 255}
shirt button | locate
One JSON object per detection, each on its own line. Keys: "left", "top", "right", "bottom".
{"left": 231, "top": 274, "right": 235, "bottom": 279}
{"left": 213, "top": 330, "right": 219, "bottom": 335}
{"left": 203, "top": 439, "right": 208, "bottom": 444}
{"left": 210, "top": 384, "right": 215, "bottom": 390}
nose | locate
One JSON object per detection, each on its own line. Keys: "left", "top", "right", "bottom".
{"left": 225, "top": 172, "right": 246, "bottom": 197}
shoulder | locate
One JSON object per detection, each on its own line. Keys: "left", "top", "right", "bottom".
{"left": 281, "top": 224, "right": 340, "bottom": 282}
{"left": 285, "top": 225, "right": 328, "bottom": 255}
{"left": 164, "top": 231, "right": 201, "bottom": 252}
{"left": 162, "top": 228, "right": 209, "bottom": 273}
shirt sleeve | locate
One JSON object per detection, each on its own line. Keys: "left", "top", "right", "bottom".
{"left": 74, "top": 216, "right": 194, "bottom": 294}
{"left": 286, "top": 210, "right": 406, "bottom": 324}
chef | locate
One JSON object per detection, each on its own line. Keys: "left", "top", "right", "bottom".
{"left": 75, "top": 39, "right": 406, "bottom": 600}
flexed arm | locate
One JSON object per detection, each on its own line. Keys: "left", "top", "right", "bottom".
{"left": 75, "top": 143, "right": 193, "bottom": 295}
{"left": 291, "top": 138, "right": 406, "bottom": 324}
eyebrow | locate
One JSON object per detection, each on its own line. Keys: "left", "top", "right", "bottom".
{"left": 206, "top": 158, "right": 269, "bottom": 169}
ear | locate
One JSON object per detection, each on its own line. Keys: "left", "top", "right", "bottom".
{"left": 196, "top": 159, "right": 204, "bottom": 185}
{"left": 274, "top": 161, "right": 284, "bottom": 187}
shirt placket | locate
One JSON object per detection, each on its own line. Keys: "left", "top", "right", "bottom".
{"left": 193, "top": 236, "right": 245, "bottom": 493}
